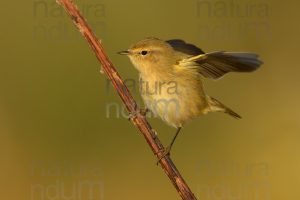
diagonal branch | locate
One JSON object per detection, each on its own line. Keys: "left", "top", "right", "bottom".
{"left": 57, "top": 0, "right": 197, "bottom": 199}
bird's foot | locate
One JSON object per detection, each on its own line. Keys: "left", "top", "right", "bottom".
{"left": 128, "top": 108, "right": 149, "bottom": 121}
{"left": 140, "top": 108, "right": 149, "bottom": 116}
{"left": 156, "top": 146, "right": 171, "bottom": 165}
{"left": 152, "top": 129, "right": 158, "bottom": 139}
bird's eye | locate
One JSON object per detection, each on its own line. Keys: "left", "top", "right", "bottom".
{"left": 141, "top": 51, "right": 148, "bottom": 56}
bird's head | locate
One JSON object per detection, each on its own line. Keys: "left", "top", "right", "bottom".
{"left": 118, "top": 37, "right": 176, "bottom": 75}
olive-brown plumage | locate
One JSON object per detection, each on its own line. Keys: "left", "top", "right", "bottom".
{"left": 119, "top": 37, "right": 262, "bottom": 155}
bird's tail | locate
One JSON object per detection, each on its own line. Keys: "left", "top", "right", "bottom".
{"left": 208, "top": 96, "right": 241, "bottom": 119}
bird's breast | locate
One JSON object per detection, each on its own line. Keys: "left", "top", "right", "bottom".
{"left": 139, "top": 72, "right": 209, "bottom": 127}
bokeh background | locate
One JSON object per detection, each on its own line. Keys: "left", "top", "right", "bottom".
{"left": 1, "top": 0, "right": 299, "bottom": 199}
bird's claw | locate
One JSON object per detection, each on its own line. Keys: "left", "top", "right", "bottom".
{"left": 128, "top": 108, "right": 149, "bottom": 121}
{"left": 156, "top": 146, "right": 171, "bottom": 165}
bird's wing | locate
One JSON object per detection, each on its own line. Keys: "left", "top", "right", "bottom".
{"left": 179, "top": 51, "right": 263, "bottom": 79}
{"left": 179, "top": 51, "right": 262, "bottom": 79}
{"left": 167, "top": 39, "right": 262, "bottom": 79}
{"left": 166, "top": 39, "right": 205, "bottom": 55}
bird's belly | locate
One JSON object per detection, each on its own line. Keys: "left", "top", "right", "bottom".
{"left": 140, "top": 79, "right": 209, "bottom": 127}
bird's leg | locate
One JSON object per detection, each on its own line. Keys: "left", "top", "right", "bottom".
{"left": 156, "top": 127, "right": 182, "bottom": 165}
{"left": 128, "top": 107, "right": 149, "bottom": 121}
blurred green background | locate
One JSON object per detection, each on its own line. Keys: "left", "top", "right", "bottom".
{"left": 0, "top": 0, "right": 299, "bottom": 199}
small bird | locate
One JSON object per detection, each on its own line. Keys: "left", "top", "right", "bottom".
{"left": 118, "top": 37, "right": 262, "bottom": 157}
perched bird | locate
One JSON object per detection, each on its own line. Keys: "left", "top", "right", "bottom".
{"left": 118, "top": 37, "right": 262, "bottom": 157}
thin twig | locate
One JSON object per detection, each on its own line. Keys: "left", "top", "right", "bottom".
{"left": 57, "top": 0, "right": 198, "bottom": 199}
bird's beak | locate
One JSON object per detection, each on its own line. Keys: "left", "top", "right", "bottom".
{"left": 117, "top": 50, "right": 130, "bottom": 55}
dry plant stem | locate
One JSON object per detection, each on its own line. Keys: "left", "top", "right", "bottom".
{"left": 57, "top": 0, "right": 197, "bottom": 199}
